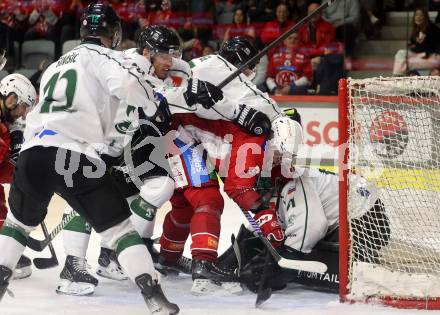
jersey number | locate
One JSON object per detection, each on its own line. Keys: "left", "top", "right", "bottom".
{"left": 41, "top": 69, "right": 77, "bottom": 113}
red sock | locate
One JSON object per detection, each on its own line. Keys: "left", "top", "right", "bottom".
{"left": 185, "top": 187, "right": 224, "bottom": 262}
{"left": 160, "top": 192, "right": 193, "bottom": 263}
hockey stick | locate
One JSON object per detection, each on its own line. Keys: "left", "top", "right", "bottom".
{"left": 27, "top": 211, "right": 77, "bottom": 252}
{"left": 217, "top": 0, "right": 335, "bottom": 89}
{"left": 255, "top": 248, "right": 272, "bottom": 308}
{"left": 33, "top": 222, "right": 59, "bottom": 269}
{"left": 254, "top": 178, "right": 283, "bottom": 307}
{"left": 243, "top": 211, "right": 327, "bottom": 273}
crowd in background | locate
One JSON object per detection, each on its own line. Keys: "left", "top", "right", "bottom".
{"left": 0, "top": 0, "right": 440, "bottom": 96}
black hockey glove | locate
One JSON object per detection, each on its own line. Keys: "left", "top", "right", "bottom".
{"left": 234, "top": 104, "right": 271, "bottom": 136}
{"left": 9, "top": 129, "right": 23, "bottom": 164}
{"left": 183, "top": 78, "right": 224, "bottom": 109}
{"left": 139, "top": 95, "right": 172, "bottom": 137}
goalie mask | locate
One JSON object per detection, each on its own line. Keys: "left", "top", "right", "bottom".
{"left": 219, "top": 36, "right": 258, "bottom": 79}
{"left": 0, "top": 73, "right": 37, "bottom": 123}
{"left": 270, "top": 116, "right": 303, "bottom": 169}
{"left": 137, "top": 25, "right": 182, "bottom": 59}
{"left": 80, "top": 3, "right": 122, "bottom": 49}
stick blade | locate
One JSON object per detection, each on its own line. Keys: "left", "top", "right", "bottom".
{"left": 255, "top": 288, "right": 272, "bottom": 308}
{"left": 278, "top": 257, "right": 327, "bottom": 273}
{"left": 27, "top": 237, "right": 45, "bottom": 252}
{"left": 33, "top": 257, "right": 59, "bottom": 269}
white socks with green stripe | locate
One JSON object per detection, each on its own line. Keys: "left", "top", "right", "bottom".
{"left": 0, "top": 213, "right": 34, "bottom": 270}
{"left": 100, "top": 218, "right": 156, "bottom": 281}
{"left": 62, "top": 206, "right": 91, "bottom": 258}
{"left": 127, "top": 195, "right": 157, "bottom": 239}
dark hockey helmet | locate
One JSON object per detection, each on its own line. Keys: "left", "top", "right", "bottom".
{"left": 219, "top": 36, "right": 259, "bottom": 70}
{"left": 80, "top": 3, "right": 122, "bottom": 49}
{"left": 284, "top": 107, "right": 302, "bottom": 125}
{"left": 137, "top": 25, "right": 182, "bottom": 58}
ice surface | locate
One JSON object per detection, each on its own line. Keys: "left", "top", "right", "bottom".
{"left": 1, "top": 191, "right": 438, "bottom": 315}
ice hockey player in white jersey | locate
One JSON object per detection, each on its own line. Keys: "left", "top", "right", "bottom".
{"left": 218, "top": 110, "right": 390, "bottom": 294}
{"left": 57, "top": 24, "right": 226, "bottom": 296}
{"left": 0, "top": 4, "right": 181, "bottom": 314}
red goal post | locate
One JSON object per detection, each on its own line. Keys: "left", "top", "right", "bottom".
{"left": 338, "top": 77, "right": 440, "bottom": 309}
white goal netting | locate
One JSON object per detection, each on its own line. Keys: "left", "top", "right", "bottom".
{"left": 344, "top": 77, "right": 440, "bottom": 302}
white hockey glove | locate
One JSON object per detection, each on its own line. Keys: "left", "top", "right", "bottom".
{"left": 270, "top": 116, "right": 303, "bottom": 158}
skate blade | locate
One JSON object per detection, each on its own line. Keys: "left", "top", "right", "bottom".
{"left": 12, "top": 266, "right": 32, "bottom": 280}
{"left": 221, "top": 282, "right": 243, "bottom": 294}
{"left": 56, "top": 279, "right": 95, "bottom": 296}
{"left": 191, "top": 279, "right": 220, "bottom": 295}
{"left": 96, "top": 266, "right": 128, "bottom": 281}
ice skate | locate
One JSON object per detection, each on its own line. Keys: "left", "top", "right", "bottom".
{"left": 135, "top": 273, "right": 179, "bottom": 315}
{"left": 96, "top": 247, "right": 128, "bottom": 281}
{"left": 13, "top": 255, "right": 32, "bottom": 280}
{"left": 0, "top": 265, "right": 13, "bottom": 301}
{"left": 56, "top": 255, "right": 98, "bottom": 296}
{"left": 156, "top": 255, "right": 192, "bottom": 276}
{"left": 191, "top": 259, "right": 241, "bottom": 295}
{"left": 144, "top": 238, "right": 160, "bottom": 263}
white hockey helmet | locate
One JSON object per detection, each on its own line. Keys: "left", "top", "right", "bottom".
{"left": 0, "top": 73, "right": 37, "bottom": 108}
{"left": 270, "top": 115, "right": 303, "bottom": 156}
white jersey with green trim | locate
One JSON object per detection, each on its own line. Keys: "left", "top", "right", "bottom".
{"left": 189, "top": 54, "right": 284, "bottom": 122}
{"left": 277, "top": 168, "right": 378, "bottom": 253}
{"left": 22, "top": 43, "right": 160, "bottom": 160}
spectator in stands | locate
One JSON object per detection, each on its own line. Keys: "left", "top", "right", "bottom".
{"left": 260, "top": 3, "right": 294, "bottom": 44}
{"left": 222, "top": 8, "right": 255, "bottom": 43}
{"left": 322, "top": 0, "right": 360, "bottom": 59}
{"left": 299, "top": 2, "right": 344, "bottom": 95}
{"left": 393, "top": 7, "right": 440, "bottom": 75}
{"left": 24, "top": 0, "right": 70, "bottom": 57}
{"left": 216, "top": 0, "right": 242, "bottom": 24}
{"left": 359, "top": 0, "right": 383, "bottom": 39}
{"left": 264, "top": 32, "right": 313, "bottom": 95}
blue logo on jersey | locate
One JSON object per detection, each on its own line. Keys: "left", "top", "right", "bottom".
{"left": 35, "top": 129, "right": 57, "bottom": 138}
{"left": 175, "top": 138, "right": 210, "bottom": 187}
{"left": 357, "top": 187, "right": 370, "bottom": 198}
{"left": 154, "top": 92, "right": 165, "bottom": 103}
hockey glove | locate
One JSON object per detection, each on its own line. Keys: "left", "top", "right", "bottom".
{"left": 234, "top": 104, "right": 271, "bottom": 136}
{"left": 183, "top": 78, "right": 224, "bottom": 109}
{"left": 254, "top": 208, "right": 284, "bottom": 247}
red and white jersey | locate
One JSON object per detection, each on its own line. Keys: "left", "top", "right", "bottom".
{"left": 267, "top": 47, "right": 313, "bottom": 88}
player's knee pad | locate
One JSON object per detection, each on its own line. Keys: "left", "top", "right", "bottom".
{"left": 139, "top": 176, "right": 174, "bottom": 208}
{"left": 99, "top": 217, "right": 138, "bottom": 251}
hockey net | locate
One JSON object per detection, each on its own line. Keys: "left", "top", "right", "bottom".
{"left": 338, "top": 77, "right": 440, "bottom": 309}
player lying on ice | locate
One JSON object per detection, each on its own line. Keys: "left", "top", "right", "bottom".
{"left": 217, "top": 111, "right": 391, "bottom": 295}
{"left": 0, "top": 71, "right": 37, "bottom": 280}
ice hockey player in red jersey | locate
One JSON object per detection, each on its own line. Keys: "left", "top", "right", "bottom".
{"left": 265, "top": 32, "right": 313, "bottom": 95}
{"left": 0, "top": 73, "right": 36, "bottom": 280}
{"left": 158, "top": 37, "right": 302, "bottom": 293}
